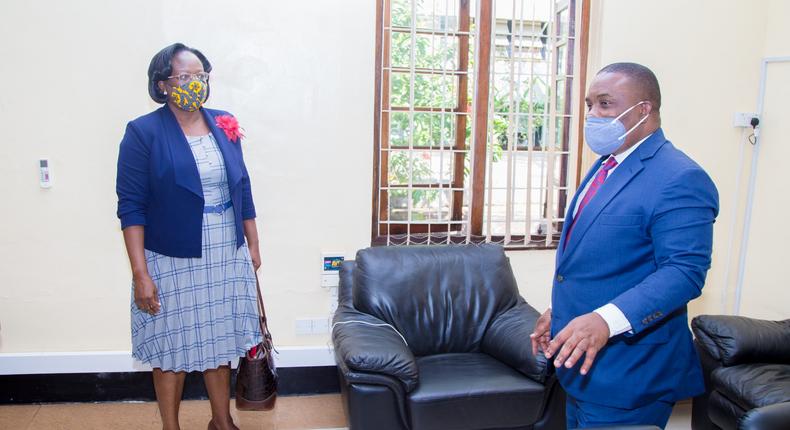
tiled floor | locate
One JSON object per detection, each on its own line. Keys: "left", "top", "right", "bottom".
{"left": 0, "top": 395, "right": 347, "bottom": 430}
{"left": 0, "top": 394, "right": 693, "bottom": 429}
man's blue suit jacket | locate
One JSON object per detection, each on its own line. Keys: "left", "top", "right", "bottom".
{"left": 552, "top": 128, "right": 719, "bottom": 409}
{"left": 116, "top": 104, "right": 256, "bottom": 258}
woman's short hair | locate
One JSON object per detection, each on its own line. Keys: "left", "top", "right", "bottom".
{"left": 147, "top": 43, "right": 213, "bottom": 104}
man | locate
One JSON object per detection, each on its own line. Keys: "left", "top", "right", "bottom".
{"left": 530, "top": 62, "right": 719, "bottom": 428}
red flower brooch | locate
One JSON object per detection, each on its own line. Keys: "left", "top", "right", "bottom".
{"left": 215, "top": 115, "right": 245, "bottom": 143}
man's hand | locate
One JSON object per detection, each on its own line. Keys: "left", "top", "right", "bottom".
{"left": 544, "top": 312, "right": 609, "bottom": 375}
{"left": 530, "top": 308, "right": 552, "bottom": 356}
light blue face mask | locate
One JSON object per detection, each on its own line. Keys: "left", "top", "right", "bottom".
{"left": 584, "top": 101, "right": 649, "bottom": 155}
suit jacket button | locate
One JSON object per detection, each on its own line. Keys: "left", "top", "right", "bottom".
{"left": 556, "top": 274, "right": 564, "bottom": 282}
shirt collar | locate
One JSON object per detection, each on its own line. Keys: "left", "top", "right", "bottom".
{"left": 611, "top": 132, "right": 653, "bottom": 165}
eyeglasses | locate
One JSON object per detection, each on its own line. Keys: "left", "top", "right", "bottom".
{"left": 167, "top": 72, "right": 210, "bottom": 83}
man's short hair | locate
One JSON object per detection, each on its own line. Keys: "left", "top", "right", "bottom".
{"left": 598, "top": 62, "right": 661, "bottom": 111}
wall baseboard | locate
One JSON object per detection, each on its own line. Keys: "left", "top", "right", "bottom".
{"left": 0, "top": 346, "right": 336, "bottom": 375}
{"left": 0, "top": 366, "right": 340, "bottom": 404}
{"left": 0, "top": 347, "right": 340, "bottom": 404}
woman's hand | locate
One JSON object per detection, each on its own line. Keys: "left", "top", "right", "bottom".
{"left": 243, "top": 219, "right": 261, "bottom": 272}
{"left": 123, "top": 226, "right": 159, "bottom": 315}
{"left": 134, "top": 274, "right": 161, "bottom": 315}
{"left": 249, "top": 244, "right": 261, "bottom": 271}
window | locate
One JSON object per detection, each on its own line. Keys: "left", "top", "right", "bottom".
{"left": 373, "top": 0, "right": 589, "bottom": 249}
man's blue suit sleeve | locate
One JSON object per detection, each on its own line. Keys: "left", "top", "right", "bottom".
{"left": 611, "top": 167, "right": 719, "bottom": 335}
{"left": 116, "top": 123, "right": 149, "bottom": 229}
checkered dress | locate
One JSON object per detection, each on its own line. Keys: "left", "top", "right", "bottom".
{"left": 131, "top": 134, "right": 262, "bottom": 372}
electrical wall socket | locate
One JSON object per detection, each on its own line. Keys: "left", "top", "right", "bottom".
{"left": 295, "top": 319, "right": 313, "bottom": 335}
{"left": 295, "top": 317, "right": 330, "bottom": 335}
{"left": 321, "top": 273, "right": 339, "bottom": 288}
{"left": 312, "top": 318, "right": 329, "bottom": 334}
{"left": 733, "top": 112, "right": 758, "bottom": 128}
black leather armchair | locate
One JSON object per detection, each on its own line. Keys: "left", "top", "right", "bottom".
{"left": 331, "top": 244, "right": 564, "bottom": 430}
{"left": 690, "top": 315, "right": 790, "bottom": 430}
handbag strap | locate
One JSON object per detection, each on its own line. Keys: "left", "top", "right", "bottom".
{"left": 253, "top": 273, "right": 275, "bottom": 350}
{"left": 254, "top": 272, "right": 267, "bottom": 323}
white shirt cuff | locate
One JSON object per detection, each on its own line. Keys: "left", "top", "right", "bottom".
{"left": 594, "top": 303, "right": 632, "bottom": 337}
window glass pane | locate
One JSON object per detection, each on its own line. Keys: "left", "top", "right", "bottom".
{"left": 388, "top": 150, "right": 421, "bottom": 184}
{"left": 556, "top": 6, "right": 570, "bottom": 37}
{"left": 391, "top": 32, "right": 412, "bottom": 68}
{"left": 393, "top": 32, "right": 460, "bottom": 70}
{"left": 390, "top": 72, "right": 411, "bottom": 107}
{"left": 554, "top": 117, "right": 569, "bottom": 151}
{"left": 553, "top": 152, "right": 569, "bottom": 187}
{"left": 410, "top": 189, "right": 435, "bottom": 221}
{"left": 391, "top": 72, "right": 457, "bottom": 108}
{"left": 483, "top": 189, "right": 508, "bottom": 235}
{"left": 391, "top": 0, "right": 412, "bottom": 28}
{"left": 410, "top": 189, "right": 452, "bottom": 221}
{"left": 534, "top": 114, "right": 549, "bottom": 150}
{"left": 389, "top": 189, "right": 409, "bottom": 221}
{"left": 415, "top": 34, "right": 458, "bottom": 70}
{"left": 390, "top": 112, "right": 411, "bottom": 147}
{"left": 388, "top": 150, "right": 453, "bottom": 184}
{"left": 414, "top": 74, "right": 457, "bottom": 108}
{"left": 530, "top": 152, "right": 550, "bottom": 188}
{"left": 413, "top": 112, "right": 456, "bottom": 147}
{"left": 415, "top": 0, "right": 461, "bottom": 31}
{"left": 513, "top": 152, "right": 529, "bottom": 188}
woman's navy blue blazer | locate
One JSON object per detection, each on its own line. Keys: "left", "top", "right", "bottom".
{"left": 116, "top": 104, "right": 256, "bottom": 258}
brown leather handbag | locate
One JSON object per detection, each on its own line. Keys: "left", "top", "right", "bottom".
{"left": 235, "top": 274, "right": 277, "bottom": 411}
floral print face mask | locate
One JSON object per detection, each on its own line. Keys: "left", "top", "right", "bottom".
{"left": 168, "top": 80, "right": 207, "bottom": 112}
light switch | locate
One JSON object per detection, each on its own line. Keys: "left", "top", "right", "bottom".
{"left": 39, "top": 159, "right": 52, "bottom": 188}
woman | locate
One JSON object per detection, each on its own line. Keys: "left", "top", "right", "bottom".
{"left": 116, "top": 43, "right": 261, "bottom": 430}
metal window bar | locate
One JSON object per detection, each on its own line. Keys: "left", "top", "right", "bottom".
{"left": 379, "top": 1, "right": 387, "bottom": 245}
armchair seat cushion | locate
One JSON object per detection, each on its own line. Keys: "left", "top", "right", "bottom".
{"left": 408, "top": 353, "right": 545, "bottom": 430}
{"left": 712, "top": 363, "right": 790, "bottom": 411}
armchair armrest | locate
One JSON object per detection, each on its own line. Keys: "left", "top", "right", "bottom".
{"left": 691, "top": 315, "right": 790, "bottom": 367}
{"left": 739, "top": 402, "right": 790, "bottom": 430}
{"left": 332, "top": 308, "right": 419, "bottom": 392}
{"left": 481, "top": 299, "right": 550, "bottom": 383}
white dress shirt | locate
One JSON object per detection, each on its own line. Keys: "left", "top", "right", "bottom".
{"left": 573, "top": 134, "right": 652, "bottom": 337}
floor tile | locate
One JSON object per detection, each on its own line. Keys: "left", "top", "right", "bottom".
{"left": 0, "top": 394, "right": 690, "bottom": 430}
{"left": 0, "top": 404, "right": 39, "bottom": 429}
{"left": 270, "top": 395, "right": 346, "bottom": 430}
{"left": 27, "top": 401, "right": 158, "bottom": 430}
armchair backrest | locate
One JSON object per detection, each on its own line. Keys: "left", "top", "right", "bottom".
{"left": 350, "top": 244, "right": 520, "bottom": 356}
{"left": 691, "top": 315, "right": 790, "bottom": 367}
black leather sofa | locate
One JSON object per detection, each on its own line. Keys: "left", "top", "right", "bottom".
{"left": 331, "top": 244, "right": 565, "bottom": 430}
{"left": 690, "top": 315, "right": 790, "bottom": 430}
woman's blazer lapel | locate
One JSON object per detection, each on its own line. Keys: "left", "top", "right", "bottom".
{"left": 202, "top": 108, "right": 242, "bottom": 191}
{"left": 160, "top": 105, "right": 203, "bottom": 198}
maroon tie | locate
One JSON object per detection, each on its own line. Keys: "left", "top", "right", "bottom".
{"left": 564, "top": 157, "right": 618, "bottom": 247}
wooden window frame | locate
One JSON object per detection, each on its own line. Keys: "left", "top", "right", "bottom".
{"left": 372, "top": 0, "right": 591, "bottom": 249}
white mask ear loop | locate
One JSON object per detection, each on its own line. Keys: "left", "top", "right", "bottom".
{"left": 616, "top": 101, "right": 649, "bottom": 140}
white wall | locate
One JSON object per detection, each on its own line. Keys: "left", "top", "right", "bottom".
{"left": 0, "top": 0, "right": 378, "bottom": 354}
{"left": 0, "top": 0, "right": 786, "bottom": 367}
{"left": 589, "top": 0, "right": 789, "bottom": 320}
{"left": 738, "top": 0, "right": 790, "bottom": 318}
